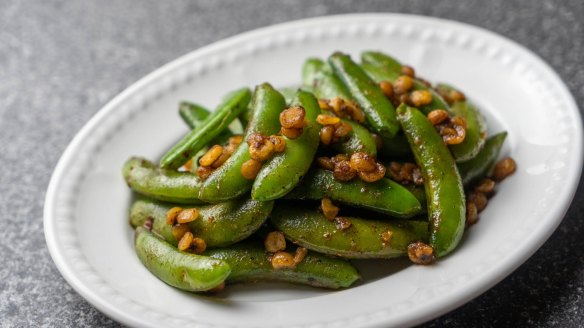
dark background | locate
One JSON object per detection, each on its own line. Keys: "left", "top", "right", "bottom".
{"left": 1, "top": 0, "right": 582, "bottom": 326}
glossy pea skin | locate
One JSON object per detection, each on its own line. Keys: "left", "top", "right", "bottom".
{"left": 360, "top": 63, "right": 450, "bottom": 115}
{"left": 328, "top": 52, "right": 399, "bottom": 138}
{"left": 123, "top": 157, "right": 205, "bottom": 204}
{"left": 301, "top": 58, "right": 326, "bottom": 88}
{"left": 361, "top": 61, "right": 490, "bottom": 163}
{"left": 313, "top": 65, "right": 352, "bottom": 100}
{"left": 314, "top": 57, "right": 402, "bottom": 158}
{"left": 360, "top": 51, "right": 403, "bottom": 74}
{"left": 178, "top": 101, "right": 234, "bottom": 145}
{"left": 160, "top": 88, "right": 251, "bottom": 170}
{"left": 270, "top": 203, "right": 428, "bottom": 259}
{"left": 382, "top": 164, "right": 427, "bottom": 208}
{"left": 449, "top": 101, "right": 488, "bottom": 162}
{"left": 332, "top": 119, "right": 378, "bottom": 157}
{"left": 458, "top": 132, "right": 507, "bottom": 187}
{"left": 284, "top": 169, "right": 421, "bottom": 218}
{"left": 178, "top": 101, "right": 211, "bottom": 129}
{"left": 251, "top": 90, "right": 320, "bottom": 201}
{"left": 134, "top": 227, "right": 230, "bottom": 292}
{"left": 205, "top": 242, "right": 361, "bottom": 289}
{"left": 198, "top": 83, "right": 286, "bottom": 202}
{"left": 129, "top": 198, "right": 274, "bottom": 248}
{"left": 312, "top": 64, "right": 378, "bottom": 156}
{"left": 396, "top": 104, "right": 465, "bottom": 257}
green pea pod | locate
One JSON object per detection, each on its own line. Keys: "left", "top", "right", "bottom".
{"left": 313, "top": 66, "right": 353, "bottom": 100}
{"left": 312, "top": 66, "right": 378, "bottom": 156}
{"left": 328, "top": 52, "right": 399, "bottom": 138}
{"left": 449, "top": 101, "right": 488, "bottom": 162}
{"left": 284, "top": 169, "right": 421, "bottom": 218}
{"left": 331, "top": 119, "right": 378, "bottom": 156}
{"left": 360, "top": 63, "right": 450, "bottom": 115}
{"left": 396, "top": 104, "right": 465, "bottom": 257}
{"left": 279, "top": 86, "right": 314, "bottom": 106}
{"left": 362, "top": 59, "right": 488, "bottom": 162}
{"left": 134, "top": 227, "right": 230, "bottom": 292}
{"left": 338, "top": 59, "right": 417, "bottom": 158}
{"left": 129, "top": 198, "right": 274, "bottom": 248}
{"left": 252, "top": 90, "right": 320, "bottom": 201}
{"left": 302, "top": 58, "right": 326, "bottom": 88}
{"left": 123, "top": 157, "right": 205, "bottom": 204}
{"left": 360, "top": 50, "right": 403, "bottom": 73}
{"left": 179, "top": 101, "right": 234, "bottom": 145}
{"left": 270, "top": 203, "right": 428, "bottom": 259}
{"left": 178, "top": 103, "right": 214, "bottom": 174}
{"left": 160, "top": 88, "right": 251, "bottom": 170}
{"left": 206, "top": 242, "right": 360, "bottom": 289}
{"left": 382, "top": 169, "right": 427, "bottom": 208}
{"left": 458, "top": 132, "right": 507, "bottom": 187}
{"left": 198, "top": 83, "right": 286, "bottom": 202}
{"left": 179, "top": 101, "right": 211, "bottom": 129}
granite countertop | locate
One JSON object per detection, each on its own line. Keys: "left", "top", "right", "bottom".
{"left": 1, "top": 0, "right": 582, "bottom": 326}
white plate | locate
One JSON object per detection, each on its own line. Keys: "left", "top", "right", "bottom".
{"left": 44, "top": 14, "right": 583, "bottom": 328}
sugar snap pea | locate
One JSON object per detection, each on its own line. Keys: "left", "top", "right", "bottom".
{"left": 251, "top": 90, "right": 320, "bottom": 201}
{"left": 313, "top": 65, "right": 352, "bottom": 100}
{"left": 134, "top": 227, "right": 230, "bottom": 292}
{"left": 332, "top": 119, "right": 378, "bottom": 156}
{"left": 179, "top": 101, "right": 234, "bottom": 145}
{"left": 160, "top": 88, "right": 251, "bottom": 170}
{"left": 125, "top": 49, "right": 516, "bottom": 293}
{"left": 362, "top": 59, "right": 488, "bottom": 163}
{"left": 279, "top": 86, "right": 314, "bottom": 106}
{"left": 179, "top": 101, "right": 211, "bottom": 129}
{"left": 329, "top": 52, "right": 399, "bottom": 138}
{"left": 302, "top": 58, "right": 326, "bottom": 88}
{"left": 130, "top": 198, "right": 274, "bottom": 247}
{"left": 270, "top": 203, "right": 428, "bottom": 259}
{"left": 458, "top": 132, "right": 507, "bottom": 187}
{"left": 198, "top": 83, "right": 286, "bottom": 202}
{"left": 334, "top": 123, "right": 378, "bottom": 157}
{"left": 360, "top": 51, "right": 402, "bottom": 73}
{"left": 313, "top": 56, "right": 405, "bottom": 157}
{"left": 123, "top": 157, "right": 205, "bottom": 204}
{"left": 284, "top": 169, "right": 421, "bottom": 218}
{"left": 360, "top": 62, "right": 450, "bottom": 115}
{"left": 205, "top": 242, "right": 360, "bottom": 289}
{"left": 312, "top": 64, "right": 378, "bottom": 156}
{"left": 449, "top": 101, "right": 487, "bottom": 162}
{"left": 396, "top": 104, "right": 465, "bottom": 257}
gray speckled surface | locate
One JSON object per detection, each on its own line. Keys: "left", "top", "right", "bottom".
{"left": 1, "top": 0, "right": 582, "bottom": 327}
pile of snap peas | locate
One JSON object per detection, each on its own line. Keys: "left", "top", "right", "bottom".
{"left": 123, "top": 50, "right": 516, "bottom": 293}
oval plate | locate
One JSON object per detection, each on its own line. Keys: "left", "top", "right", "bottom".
{"left": 44, "top": 14, "right": 582, "bottom": 328}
